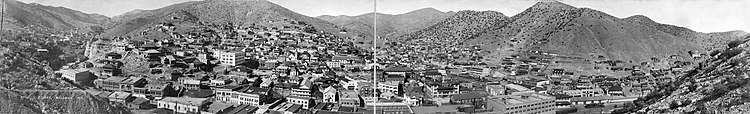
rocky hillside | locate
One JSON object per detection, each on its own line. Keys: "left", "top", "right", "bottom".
{"left": 0, "top": 88, "right": 129, "bottom": 114}
{"left": 397, "top": 10, "right": 509, "bottom": 44}
{"left": 396, "top": 1, "right": 748, "bottom": 64}
{"left": 614, "top": 36, "right": 750, "bottom": 113}
{"left": 101, "top": 0, "right": 346, "bottom": 39}
{"left": 317, "top": 8, "right": 455, "bottom": 40}
{"left": 0, "top": 0, "right": 109, "bottom": 32}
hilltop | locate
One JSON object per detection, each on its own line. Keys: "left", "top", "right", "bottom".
{"left": 317, "top": 7, "right": 455, "bottom": 41}
{"left": 101, "top": 0, "right": 347, "bottom": 40}
{"left": 0, "top": 0, "right": 108, "bottom": 32}
{"left": 396, "top": 1, "right": 749, "bottom": 64}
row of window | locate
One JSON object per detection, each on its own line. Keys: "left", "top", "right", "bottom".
{"left": 505, "top": 108, "right": 554, "bottom": 114}
{"left": 506, "top": 101, "right": 554, "bottom": 110}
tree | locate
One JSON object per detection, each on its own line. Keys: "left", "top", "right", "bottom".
{"left": 252, "top": 76, "right": 263, "bottom": 87}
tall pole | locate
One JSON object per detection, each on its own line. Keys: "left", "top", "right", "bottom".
{"left": 1, "top": 0, "right": 5, "bottom": 33}
{"left": 372, "top": 0, "right": 378, "bottom": 113}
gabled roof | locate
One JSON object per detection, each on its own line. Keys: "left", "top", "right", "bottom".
{"left": 323, "top": 86, "right": 337, "bottom": 94}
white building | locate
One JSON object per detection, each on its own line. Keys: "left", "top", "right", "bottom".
{"left": 157, "top": 97, "right": 209, "bottom": 113}
{"left": 322, "top": 86, "right": 338, "bottom": 103}
{"left": 378, "top": 81, "right": 400, "bottom": 95}
{"left": 218, "top": 51, "right": 245, "bottom": 66}
{"left": 287, "top": 96, "right": 314, "bottom": 109}
{"left": 485, "top": 93, "right": 556, "bottom": 114}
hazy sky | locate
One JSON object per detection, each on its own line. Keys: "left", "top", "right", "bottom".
{"left": 14, "top": 0, "right": 750, "bottom": 33}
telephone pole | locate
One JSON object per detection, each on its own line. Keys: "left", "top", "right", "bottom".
{"left": 1, "top": 0, "right": 5, "bottom": 33}
{"left": 372, "top": 0, "right": 378, "bottom": 113}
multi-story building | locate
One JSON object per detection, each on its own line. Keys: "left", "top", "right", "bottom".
{"left": 486, "top": 84, "right": 506, "bottom": 96}
{"left": 218, "top": 51, "right": 245, "bottom": 66}
{"left": 322, "top": 86, "right": 338, "bottom": 103}
{"left": 485, "top": 93, "right": 556, "bottom": 114}
{"left": 56, "top": 68, "right": 96, "bottom": 86}
{"left": 426, "top": 83, "right": 460, "bottom": 98}
{"left": 378, "top": 81, "right": 400, "bottom": 95}
{"left": 338, "top": 90, "right": 362, "bottom": 107}
{"left": 287, "top": 96, "right": 315, "bottom": 109}
{"left": 214, "top": 86, "right": 274, "bottom": 106}
{"left": 96, "top": 76, "right": 147, "bottom": 92}
{"left": 562, "top": 88, "right": 604, "bottom": 97}
{"left": 291, "top": 79, "right": 313, "bottom": 97}
{"left": 157, "top": 97, "right": 209, "bottom": 114}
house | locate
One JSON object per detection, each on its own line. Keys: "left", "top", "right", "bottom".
{"left": 108, "top": 92, "right": 134, "bottom": 105}
{"left": 180, "top": 77, "right": 202, "bottom": 90}
{"left": 322, "top": 86, "right": 338, "bottom": 103}
{"left": 608, "top": 86, "right": 624, "bottom": 96}
{"left": 127, "top": 97, "right": 155, "bottom": 109}
{"left": 157, "top": 97, "right": 210, "bottom": 114}
{"left": 105, "top": 52, "right": 122, "bottom": 59}
{"left": 56, "top": 68, "right": 96, "bottom": 86}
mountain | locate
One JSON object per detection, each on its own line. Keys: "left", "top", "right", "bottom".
{"left": 101, "top": 0, "right": 344, "bottom": 38}
{"left": 397, "top": 10, "right": 509, "bottom": 43}
{"left": 0, "top": 0, "right": 109, "bottom": 31}
{"left": 0, "top": 88, "right": 129, "bottom": 114}
{"left": 397, "top": 1, "right": 748, "bottom": 64}
{"left": 317, "top": 7, "right": 455, "bottom": 40}
{"left": 615, "top": 36, "right": 750, "bottom": 113}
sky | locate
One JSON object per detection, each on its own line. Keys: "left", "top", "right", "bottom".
{"left": 13, "top": 0, "right": 750, "bottom": 33}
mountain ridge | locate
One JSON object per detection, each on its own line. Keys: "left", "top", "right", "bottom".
{"left": 397, "top": 1, "right": 748, "bottom": 64}
{"left": 317, "top": 7, "right": 455, "bottom": 41}
{"left": 1, "top": 0, "right": 109, "bottom": 32}
{"left": 100, "top": 0, "right": 345, "bottom": 39}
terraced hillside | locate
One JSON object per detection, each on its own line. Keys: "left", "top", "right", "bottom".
{"left": 615, "top": 37, "right": 750, "bottom": 113}
{"left": 0, "top": 88, "right": 129, "bottom": 114}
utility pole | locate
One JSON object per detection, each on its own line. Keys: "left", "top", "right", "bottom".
{"left": 1, "top": 0, "right": 5, "bottom": 33}
{"left": 372, "top": 0, "right": 378, "bottom": 113}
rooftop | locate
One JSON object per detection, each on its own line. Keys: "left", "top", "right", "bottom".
{"left": 160, "top": 97, "right": 208, "bottom": 106}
